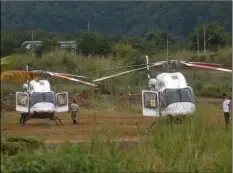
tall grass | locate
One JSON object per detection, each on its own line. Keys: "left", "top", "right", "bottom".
{"left": 1, "top": 48, "right": 232, "bottom": 99}
{"left": 1, "top": 104, "right": 231, "bottom": 172}
{"left": 1, "top": 48, "right": 232, "bottom": 172}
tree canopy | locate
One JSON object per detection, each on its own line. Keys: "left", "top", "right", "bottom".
{"left": 1, "top": 1, "right": 232, "bottom": 40}
{"left": 189, "top": 24, "right": 231, "bottom": 51}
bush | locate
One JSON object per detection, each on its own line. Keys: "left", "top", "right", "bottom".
{"left": 1, "top": 137, "right": 41, "bottom": 156}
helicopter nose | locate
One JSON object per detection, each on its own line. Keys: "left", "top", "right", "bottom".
{"left": 31, "top": 103, "right": 56, "bottom": 112}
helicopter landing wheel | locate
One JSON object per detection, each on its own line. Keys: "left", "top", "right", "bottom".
{"left": 136, "top": 121, "right": 156, "bottom": 136}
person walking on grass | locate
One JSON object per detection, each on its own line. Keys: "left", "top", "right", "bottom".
{"left": 69, "top": 100, "right": 79, "bottom": 124}
{"left": 221, "top": 93, "right": 231, "bottom": 127}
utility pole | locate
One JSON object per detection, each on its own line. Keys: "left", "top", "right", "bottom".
{"left": 26, "top": 65, "right": 29, "bottom": 84}
{"left": 166, "top": 33, "right": 169, "bottom": 60}
{"left": 203, "top": 25, "right": 206, "bottom": 54}
{"left": 197, "top": 30, "right": 199, "bottom": 59}
{"left": 88, "top": 20, "right": 90, "bottom": 32}
{"left": 31, "top": 29, "right": 34, "bottom": 55}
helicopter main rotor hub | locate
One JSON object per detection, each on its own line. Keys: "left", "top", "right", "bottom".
{"left": 162, "top": 60, "right": 181, "bottom": 72}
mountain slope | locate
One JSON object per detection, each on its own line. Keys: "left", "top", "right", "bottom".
{"left": 1, "top": 1, "right": 232, "bottom": 39}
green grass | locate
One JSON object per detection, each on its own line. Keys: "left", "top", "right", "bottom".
{"left": 1, "top": 48, "right": 232, "bottom": 100}
{"left": 1, "top": 104, "right": 232, "bottom": 172}
{"left": 1, "top": 48, "right": 232, "bottom": 172}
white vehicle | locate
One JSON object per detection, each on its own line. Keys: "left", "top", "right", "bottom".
{"left": 1, "top": 68, "right": 96, "bottom": 125}
{"left": 141, "top": 72, "right": 196, "bottom": 118}
{"left": 89, "top": 57, "right": 232, "bottom": 121}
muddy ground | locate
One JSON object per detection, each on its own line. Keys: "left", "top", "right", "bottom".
{"left": 1, "top": 97, "right": 226, "bottom": 144}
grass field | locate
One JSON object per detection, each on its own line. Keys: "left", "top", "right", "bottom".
{"left": 1, "top": 101, "right": 232, "bottom": 172}
{"left": 1, "top": 49, "right": 232, "bottom": 172}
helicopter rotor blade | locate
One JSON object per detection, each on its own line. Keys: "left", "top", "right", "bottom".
{"left": 45, "top": 71, "right": 97, "bottom": 86}
{"left": 30, "top": 70, "right": 90, "bottom": 79}
{"left": 88, "top": 64, "right": 149, "bottom": 74}
{"left": 181, "top": 62, "right": 232, "bottom": 73}
{"left": 45, "top": 71, "right": 90, "bottom": 79}
{"left": 188, "top": 62, "right": 223, "bottom": 67}
{"left": 17, "top": 70, "right": 96, "bottom": 86}
{"left": 92, "top": 61, "right": 164, "bottom": 82}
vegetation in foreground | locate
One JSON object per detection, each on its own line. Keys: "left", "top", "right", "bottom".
{"left": 1, "top": 104, "right": 232, "bottom": 172}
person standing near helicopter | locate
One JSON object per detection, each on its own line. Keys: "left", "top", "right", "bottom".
{"left": 20, "top": 83, "right": 29, "bottom": 125}
{"left": 69, "top": 100, "right": 79, "bottom": 124}
{"left": 221, "top": 93, "right": 231, "bottom": 127}
{"left": 20, "top": 75, "right": 39, "bottom": 125}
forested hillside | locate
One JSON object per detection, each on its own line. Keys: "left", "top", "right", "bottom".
{"left": 1, "top": 1, "right": 232, "bottom": 40}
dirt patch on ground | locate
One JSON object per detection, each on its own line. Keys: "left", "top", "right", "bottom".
{"left": 1, "top": 98, "right": 226, "bottom": 144}
{"left": 1, "top": 111, "right": 155, "bottom": 143}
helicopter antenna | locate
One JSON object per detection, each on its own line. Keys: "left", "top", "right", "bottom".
{"left": 145, "top": 55, "right": 150, "bottom": 79}
{"left": 26, "top": 65, "right": 29, "bottom": 84}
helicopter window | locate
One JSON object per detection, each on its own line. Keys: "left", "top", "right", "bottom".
{"left": 179, "top": 88, "right": 195, "bottom": 103}
{"left": 143, "top": 92, "right": 158, "bottom": 109}
{"left": 31, "top": 92, "right": 54, "bottom": 105}
{"left": 164, "top": 88, "right": 195, "bottom": 105}
{"left": 165, "top": 89, "right": 180, "bottom": 106}
{"left": 159, "top": 91, "right": 166, "bottom": 108}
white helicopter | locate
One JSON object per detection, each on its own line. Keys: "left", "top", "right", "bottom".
{"left": 88, "top": 56, "right": 232, "bottom": 123}
{"left": 1, "top": 67, "right": 96, "bottom": 125}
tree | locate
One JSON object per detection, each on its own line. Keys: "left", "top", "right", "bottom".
{"left": 77, "top": 32, "right": 112, "bottom": 56}
{"left": 144, "top": 31, "right": 175, "bottom": 52}
{"left": 189, "top": 23, "right": 231, "bottom": 51}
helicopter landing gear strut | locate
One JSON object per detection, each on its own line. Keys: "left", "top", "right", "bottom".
{"left": 19, "top": 113, "right": 63, "bottom": 125}
{"left": 50, "top": 116, "right": 63, "bottom": 125}
{"left": 136, "top": 121, "right": 156, "bottom": 135}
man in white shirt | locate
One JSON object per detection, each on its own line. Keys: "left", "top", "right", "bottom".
{"left": 222, "top": 93, "right": 231, "bottom": 126}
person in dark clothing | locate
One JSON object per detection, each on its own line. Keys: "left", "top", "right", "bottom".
{"left": 20, "top": 113, "right": 27, "bottom": 125}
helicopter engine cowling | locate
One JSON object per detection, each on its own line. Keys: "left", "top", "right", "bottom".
{"left": 23, "top": 83, "right": 28, "bottom": 90}
{"left": 148, "top": 78, "right": 157, "bottom": 89}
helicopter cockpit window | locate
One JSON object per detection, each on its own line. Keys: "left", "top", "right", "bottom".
{"left": 31, "top": 92, "right": 54, "bottom": 105}
{"left": 164, "top": 88, "right": 195, "bottom": 105}
{"left": 143, "top": 92, "right": 158, "bottom": 109}
{"left": 159, "top": 91, "right": 166, "bottom": 108}
{"left": 165, "top": 89, "right": 180, "bottom": 106}
{"left": 179, "top": 88, "right": 195, "bottom": 103}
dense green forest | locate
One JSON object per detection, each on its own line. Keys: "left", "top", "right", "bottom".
{"left": 1, "top": 23, "right": 232, "bottom": 60}
{"left": 1, "top": 1, "right": 232, "bottom": 99}
{"left": 1, "top": 1, "right": 232, "bottom": 40}
{"left": 1, "top": 23, "right": 232, "bottom": 99}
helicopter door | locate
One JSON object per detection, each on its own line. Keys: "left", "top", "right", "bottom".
{"left": 141, "top": 90, "right": 160, "bottom": 117}
{"left": 16, "top": 92, "right": 29, "bottom": 113}
{"left": 55, "top": 92, "right": 69, "bottom": 112}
